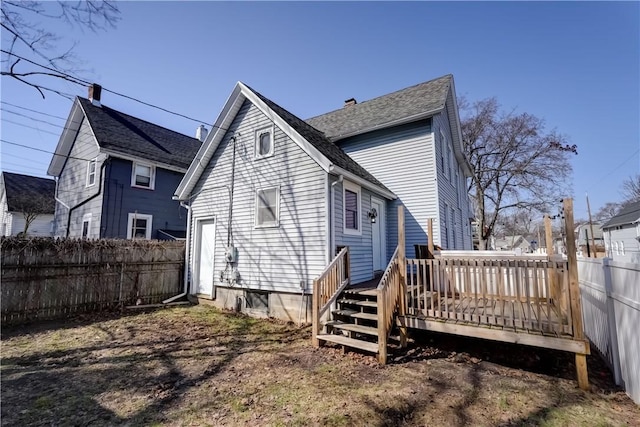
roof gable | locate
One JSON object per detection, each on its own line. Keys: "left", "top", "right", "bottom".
{"left": 2, "top": 172, "right": 55, "bottom": 214}
{"left": 48, "top": 98, "right": 202, "bottom": 176}
{"left": 306, "top": 75, "right": 452, "bottom": 141}
{"left": 602, "top": 201, "right": 640, "bottom": 229}
{"left": 175, "top": 82, "right": 395, "bottom": 201}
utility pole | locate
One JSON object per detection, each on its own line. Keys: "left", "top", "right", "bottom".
{"left": 586, "top": 193, "right": 598, "bottom": 258}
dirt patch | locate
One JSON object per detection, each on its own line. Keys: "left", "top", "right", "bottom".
{"left": 1, "top": 306, "right": 638, "bottom": 426}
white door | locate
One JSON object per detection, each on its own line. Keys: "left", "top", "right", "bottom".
{"left": 371, "top": 198, "right": 385, "bottom": 271}
{"left": 196, "top": 219, "right": 216, "bottom": 296}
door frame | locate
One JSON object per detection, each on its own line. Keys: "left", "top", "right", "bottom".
{"left": 371, "top": 196, "right": 386, "bottom": 271}
{"left": 193, "top": 217, "right": 216, "bottom": 299}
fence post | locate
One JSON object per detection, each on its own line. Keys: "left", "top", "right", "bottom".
{"left": 398, "top": 205, "right": 408, "bottom": 348}
{"left": 378, "top": 287, "right": 387, "bottom": 364}
{"left": 564, "top": 198, "right": 589, "bottom": 390}
{"left": 602, "top": 258, "right": 623, "bottom": 385}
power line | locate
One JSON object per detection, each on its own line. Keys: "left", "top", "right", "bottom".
{"left": 1, "top": 139, "right": 91, "bottom": 162}
{"left": 2, "top": 152, "right": 51, "bottom": 165}
{"left": 1, "top": 161, "right": 48, "bottom": 173}
{"left": 1, "top": 118, "right": 61, "bottom": 135}
{"left": 2, "top": 49, "right": 222, "bottom": 129}
{"left": 0, "top": 101, "right": 68, "bottom": 120}
{"left": 1, "top": 109, "right": 66, "bottom": 128}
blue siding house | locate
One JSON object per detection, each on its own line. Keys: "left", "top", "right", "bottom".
{"left": 47, "top": 85, "right": 202, "bottom": 240}
{"left": 175, "top": 74, "right": 474, "bottom": 321}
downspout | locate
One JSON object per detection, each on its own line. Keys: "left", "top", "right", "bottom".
{"left": 330, "top": 175, "right": 344, "bottom": 258}
{"left": 65, "top": 160, "right": 108, "bottom": 237}
{"left": 163, "top": 199, "right": 192, "bottom": 303}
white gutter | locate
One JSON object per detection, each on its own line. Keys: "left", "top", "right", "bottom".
{"left": 163, "top": 200, "right": 192, "bottom": 303}
{"left": 329, "top": 165, "right": 396, "bottom": 200}
{"left": 330, "top": 175, "right": 344, "bottom": 261}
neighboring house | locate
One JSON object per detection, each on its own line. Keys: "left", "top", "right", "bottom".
{"left": 0, "top": 172, "right": 55, "bottom": 237}
{"left": 47, "top": 85, "right": 202, "bottom": 239}
{"left": 602, "top": 201, "right": 640, "bottom": 263}
{"left": 575, "top": 222, "right": 604, "bottom": 256}
{"left": 492, "top": 235, "right": 532, "bottom": 253}
{"left": 174, "top": 74, "right": 474, "bottom": 319}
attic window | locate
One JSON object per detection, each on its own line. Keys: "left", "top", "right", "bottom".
{"left": 255, "top": 126, "right": 274, "bottom": 159}
{"left": 131, "top": 162, "right": 155, "bottom": 189}
{"left": 86, "top": 158, "right": 97, "bottom": 187}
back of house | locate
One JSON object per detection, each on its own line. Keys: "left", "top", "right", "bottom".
{"left": 175, "top": 74, "right": 474, "bottom": 320}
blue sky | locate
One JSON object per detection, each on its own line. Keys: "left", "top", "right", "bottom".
{"left": 1, "top": 1, "right": 638, "bottom": 220}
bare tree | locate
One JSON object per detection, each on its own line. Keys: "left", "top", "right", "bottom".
{"left": 1, "top": 1, "right": 119, "bottom": 97}
{"left": 593, "top": 201, "right": 621, "bottom": 223}
{"left": 11, "top": 192, "right": 55, "bottom": 235}
{"left": 460, "top": 97, "right": 578, "bottom": 249}
{"left": 621, "top": 174, "right": 640, "bottom": 204}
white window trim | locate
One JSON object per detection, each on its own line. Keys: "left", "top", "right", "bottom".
{"left": 127, "top": 212, "right": 153, "bottom": 239}
{"left": 81, "top": 213, "right": 92, "bottom": 238}
{"left": 255, "top": 187, "right": 280, "bottom": 228}
{"left": 343, "top": 180, "right": 362, "bottom": 236}
{"left": 86, "top": 158, "right": 97, "bottom": 187}
{"left": 440, "top": 130, "right": 446, "bottom": 175}
{"left": 254, "top": 125, "right": 275, "bottom": 159}
{"left": 131, "top": 162, "right": 156, "bottom": 190}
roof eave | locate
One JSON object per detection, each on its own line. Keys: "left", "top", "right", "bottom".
{"left": 47, "top": 100, "right": 84, "bottom": 177}
{"left": 329, "top": 165, "right": 396, "bottom": 200}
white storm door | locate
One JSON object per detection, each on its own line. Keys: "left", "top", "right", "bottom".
{"left": 371, "top": 197, "right": 386, "bottom": 271}
{"left": 196, "top": 219, "right": 216, "bottom": 297}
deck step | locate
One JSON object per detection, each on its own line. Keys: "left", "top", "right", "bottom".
{"left": 325, "top": 321, "right": 378, "bottom": 336}
{"left": 316, "top": 334, "right": 379, "bottom": 354}
{"left": 332, "top": 309, "right": 378, "bottom": 321}
{"left": 338, "top": 298, "right": 377, "bottom": 308}
{"left": 343, "top": 288, "right": 378, "bottom": 297}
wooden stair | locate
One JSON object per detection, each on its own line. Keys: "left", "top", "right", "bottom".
{"left": 316, "top": 286, "right": 383, "bottom": 357}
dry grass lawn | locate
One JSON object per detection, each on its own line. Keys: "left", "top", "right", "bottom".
{"left": 1, "top": 305, "right": 638, "bottom": 426}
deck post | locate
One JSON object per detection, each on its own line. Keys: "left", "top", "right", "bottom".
{"left": 312, "top": 278, "right": 320, "bottom": 347}
{"left": 377, "top": 288, "right": 387, "bottom": 364}
{"left": 398, "top": 205, "right": 408, "bottom": 348}
{"left": 563, "top": 198, "right": 589, "bottom": 390}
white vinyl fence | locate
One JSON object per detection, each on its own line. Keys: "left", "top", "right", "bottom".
{"left": 578, "top": 257, "right": 640, "bottom": 404}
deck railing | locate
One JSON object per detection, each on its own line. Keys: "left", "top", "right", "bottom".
{"left": 406, "top": 255, "right": 574, "bottom": 335}
{"left": 312, "top": 247, "right": 350, "bottom": 346}
{"left": 376, "top": 246, "right": 401, "bottom": 363}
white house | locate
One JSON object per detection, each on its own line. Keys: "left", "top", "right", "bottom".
{"left": 174, "top": 75, "right": 474, "bottom": 320}
{"left": 0, "top": 172, "right": 55, "bottom": 237}
{"left": 602, "top": 201, "right": 640, "bottom": 263}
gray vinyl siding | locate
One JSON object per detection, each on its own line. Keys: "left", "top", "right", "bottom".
{"left": 53, "top": 117, "right": 105, "bottom": 238}
{"left": 433, "top": 104, "right": 473, "bottom": 250}
{"left": 332, "top": 178, "right": 375, "bottom": 284}
{"left": 100, "top": 158, "right": 187, "bottom": 239}
{"left": 338, "top": 121, "right": 440, "bottom": 259}
{"left": 604, "top": 226, "right": 640, "bottom": 263}
{"left": 189, "top": 100, "right": 327, "bottom": 294}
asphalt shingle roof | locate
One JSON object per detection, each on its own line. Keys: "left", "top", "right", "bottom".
{"left": 78, "top": 98, "right": 201, "bottom": 170}
{"left": 2, "top": 172, "right": 55, "bottom": 214}
{"left": 602, "top": 200, "right": 640, "bottom": 229}
{"left": 306, "top": 74, "right": 452, "bottom": 140}
{"left": 249, "top": 87, "right": 390, "bottom": 192}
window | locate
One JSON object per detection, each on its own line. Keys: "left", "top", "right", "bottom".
{"left": 245, "top": 290, "right": 269, "bottom": 311}
{"left": 450, "top": 207, "right": 456, "bottom": 249}
{"left": 86, "top": 158, "right": 97, "bottom": 187}
{"left": 81, "top": 213, "right": 92, "bottom": 238}
{"left": 255, "top": 188, "right": 279, "bottom": 227}
{"left": 613, "top": 241, "right": 619, "bottom": 255}
{"left": 620, "top": 241, "right": 625, "bottom": 256}
{"left": 443, "top": 205, "right": 449, "bottom": 249}
{"left": 255, "top": 126, "right": 274, "bottom": 158}
{"left": 343, "top": 181, "right": 361, "bottom": 235}
{"left": 440, "top": 130, "right": 446, "bottom": 172}
{"left": 127, "top": 213, "right": 153, "bottom": 239}
{"left": 448, "top": 143, "right": 453, "bottom": 181}
{"left": 131, "top": 162, "right": 155, "bottom": 189}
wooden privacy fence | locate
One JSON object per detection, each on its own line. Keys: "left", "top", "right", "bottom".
{"left": 1, "top": 237, "right": 185, "bottom": 324}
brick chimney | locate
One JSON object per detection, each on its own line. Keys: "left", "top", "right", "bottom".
{"left": 88, "top": 83, "right": 102, "bottom": 107}
{"left": 344, "top": 98, "right": 357, "bottom": 108}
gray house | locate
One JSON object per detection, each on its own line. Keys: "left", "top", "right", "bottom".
{"left": 174, "top": 75, "right": 474, "bottom": 320}
{"left": 47, "top": 85, "right": 202, "bottom": 239}
{"left": 602, "top": 200, "right": 640, "bottom": 263}
{"left": 0, "top": 172, "right": 55, "bottom": 237}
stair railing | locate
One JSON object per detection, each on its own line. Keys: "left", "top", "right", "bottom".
{"left": 376, "top": 245, "right": 401, "bottom": 363}
{"left": 312, "top": 246, "right": 350, "bottom": 346}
